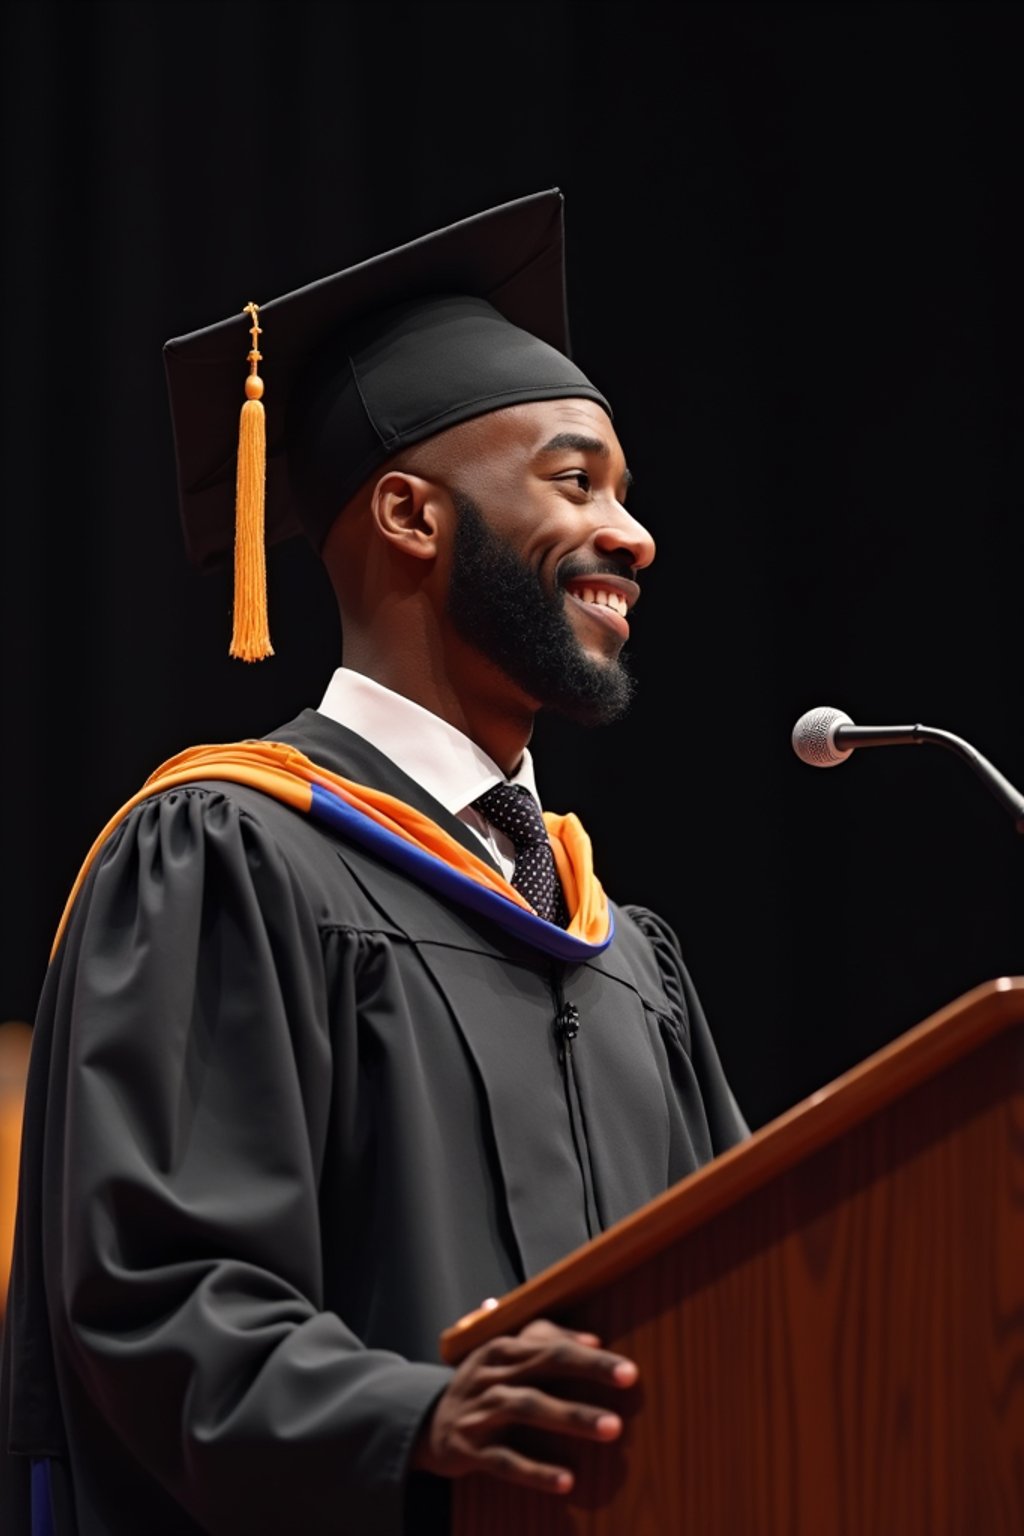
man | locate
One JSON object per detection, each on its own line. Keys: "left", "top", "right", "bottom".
{"left": 1, "top": 190, "right": 747, "bottom": 1534}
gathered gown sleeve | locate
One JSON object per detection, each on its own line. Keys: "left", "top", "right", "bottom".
{"left": 622, "top": 903, "right": 751, "bottom": 1155}
{"left": 38, "top": 785, "right": 452, "bottom": 1536}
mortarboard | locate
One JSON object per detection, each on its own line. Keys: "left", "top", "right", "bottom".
{"left": 162, "top": 188, "right": 610, "bottom": 660}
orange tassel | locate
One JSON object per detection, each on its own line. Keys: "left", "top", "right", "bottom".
{"left": 229, "top": 302, "right": 274, "bottom": 661}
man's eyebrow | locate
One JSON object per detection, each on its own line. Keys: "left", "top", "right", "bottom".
{"left": 536, "top": 433, "right": 634, "bottom": 488}
{"left": 537, "top": 432, "right": 609, "bottom": 457}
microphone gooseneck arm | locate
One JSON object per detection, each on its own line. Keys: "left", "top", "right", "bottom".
{"left": 833, "top": 722, "right": 1024, "bottom": 832}
{"left": 791, "top": 706, "right": 1024, "bottom": 835}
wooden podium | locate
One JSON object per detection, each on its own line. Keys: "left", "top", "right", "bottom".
{"left": 440, "top": 978, "right": 1024, "bottom": 1535}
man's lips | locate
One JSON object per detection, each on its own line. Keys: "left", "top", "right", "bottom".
{"left": 561, "top": 573, "right": 640, "bottom": 640}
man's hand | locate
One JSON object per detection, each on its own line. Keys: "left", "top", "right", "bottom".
{"left": 411, "top": 1318, "right": 638, "bottom": 1495}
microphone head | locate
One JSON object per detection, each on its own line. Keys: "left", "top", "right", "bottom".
{"left": 792, "top": 706, "right": 855, "bottom": 767}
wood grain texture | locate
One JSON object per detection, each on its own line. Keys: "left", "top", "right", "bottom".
{"left": 449, "top": 982, "right": 1024, "bottom": 1535}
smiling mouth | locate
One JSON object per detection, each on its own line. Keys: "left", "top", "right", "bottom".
{"left": 562, "top": 575, "right": 638, "bottom": 639}
{"left": 569, "top": 585, "right": 629, "bottom": 618}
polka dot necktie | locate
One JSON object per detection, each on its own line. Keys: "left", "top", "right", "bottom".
{"left": 472, "top": 782, "right": 568, "bottom": 926}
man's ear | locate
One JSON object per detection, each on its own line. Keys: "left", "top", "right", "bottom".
{"left": 369, "top": 472, "right": 448, "bottom": 561}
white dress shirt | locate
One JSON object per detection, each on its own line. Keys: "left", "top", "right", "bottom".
{"left": 317, "top": 668, "right": 542, "bottom": 881}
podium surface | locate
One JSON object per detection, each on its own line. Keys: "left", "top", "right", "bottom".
{"left": 441, "top": 978, "right": 1024, "bottom": 1535}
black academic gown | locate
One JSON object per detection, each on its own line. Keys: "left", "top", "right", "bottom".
{"left": 0, "top": 710, "right": 748, "bottom": 1536}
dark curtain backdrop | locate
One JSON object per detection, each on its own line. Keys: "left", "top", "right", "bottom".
{"left": 2, "top": 0, "right": 1022, "bottom": 1131}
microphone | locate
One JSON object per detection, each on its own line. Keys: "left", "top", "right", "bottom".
{"left": 791, "top": 705, "right": 1024, "bottom": 833}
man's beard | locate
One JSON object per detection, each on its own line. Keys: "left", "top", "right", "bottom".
{"left": 446, "top": 490, "right": 636, "bottom": 726}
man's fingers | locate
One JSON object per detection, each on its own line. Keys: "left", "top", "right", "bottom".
{"left": 473, "top": 1443, "right": 574, "bottom": 1495}
{"left": 469, "top": 1384, "right": 624, "bottom": 1441}
{"left": 411, "top": 1322, "right": 638, "bottom": 1487}
{"left": 519, "top": 1318, "right": 602, "bottom": 1348}
{"left": 485, "top": 1336, "right": 638, "bottom": 1388}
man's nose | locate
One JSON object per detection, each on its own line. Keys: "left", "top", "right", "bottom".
{"left": 593, "top": 505, "right": 656, "bottom": 572}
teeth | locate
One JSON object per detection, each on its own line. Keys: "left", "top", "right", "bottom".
{"left": 573, "top": 586, "right": 628, "bottom": 617}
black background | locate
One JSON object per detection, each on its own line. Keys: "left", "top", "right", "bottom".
{"left": 2, "top": 0, "right": 1022, "bottom": 1131}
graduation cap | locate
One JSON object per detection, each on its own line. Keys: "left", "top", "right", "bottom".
{"left": 163, "top": 188, "right": 610, "bottom": 660}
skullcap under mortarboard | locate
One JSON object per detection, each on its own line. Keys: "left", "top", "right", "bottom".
{"left": 163, "top": 188, "right": 611, "bottom": 570}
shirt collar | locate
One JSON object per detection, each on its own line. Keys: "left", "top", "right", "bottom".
{"left": 316, "top": 668, "right": 541, "bottom": 816}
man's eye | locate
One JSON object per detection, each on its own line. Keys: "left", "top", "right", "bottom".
{"left": 558, "top": 470, "right": 591, "bottom": 492}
